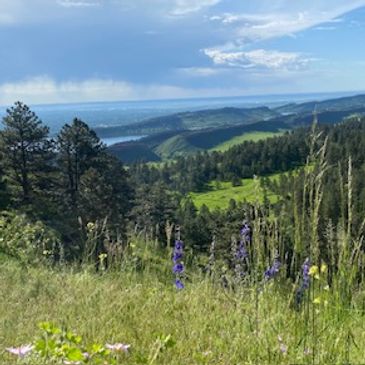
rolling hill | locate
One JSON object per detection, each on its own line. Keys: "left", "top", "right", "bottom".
{"left": 106, "top": 93, "right": 365, "bottom": 163}
{"left": 95, "top": 106, "right": 279, "bottom": 137}
{"left": 108, "top": 119, "right": 288, "bottom": 162}
{"left": 275, "top": 93, "right": 365, "bottom": 114}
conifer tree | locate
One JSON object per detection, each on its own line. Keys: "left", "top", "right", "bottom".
{"left": 0, "top": 101, "right": 54, "bottom": 208}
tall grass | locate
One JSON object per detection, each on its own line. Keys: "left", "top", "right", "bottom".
{"left": 1, "top": 256, "right": 365, "bottom": 364}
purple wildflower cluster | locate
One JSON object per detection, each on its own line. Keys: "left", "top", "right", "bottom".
{"left": 295, "top": 258, "right": 311, "bottom": 306}
{"left": 234, "top": 222, "right": 250, "bottom": 280}
{"left": 240, "top": 221, "right": 252, "bottom": 243}
{"left": 173, "top": 239, "right": 184, "bottom": 290}
{"left": 264, "top": 254, "right": 281, "bottom": 281}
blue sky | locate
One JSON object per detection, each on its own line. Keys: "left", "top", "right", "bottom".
{"left": 1, "top": 0, "right": 365, "bottom": 105}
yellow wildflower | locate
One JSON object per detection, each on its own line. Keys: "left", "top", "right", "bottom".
{"left": 320, "top": 263, "right": 328, "bottom": 273}
{"left": 313, "top": 297, "right": 321, "bottom": 304}
{"left": 309, "top": 265, "right": 319, "bottom": 276}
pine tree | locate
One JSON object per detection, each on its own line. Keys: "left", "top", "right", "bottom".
{"left": 56, "top": 118, "right": 105, "bottom": 213}
{"left": 56, "top": 118, "right": 133, "bottom": 246}
{"left": 0, "top": 101, "right": 54, "bottom": 208}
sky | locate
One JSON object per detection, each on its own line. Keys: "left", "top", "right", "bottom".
{"left": 1, "top": 0, "right": 365, "bottom": 105}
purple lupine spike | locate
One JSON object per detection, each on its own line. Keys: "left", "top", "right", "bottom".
{"left": 240, "top": 221, "right": 252, "bottom": 243}
{"left": 302, "top": 258, "right": 310, "bottom": 289}
{"left": 264, "top": 255, "right": 281, "bottom": 280}
{"left": 234, "top": 222, "right": 251, "bottom": 281}
{"left": 173, "top": 250, "right": 183, "bottom": 263}
{"left": 175, "top": 240, "right": 183, "bottom": 251}
{"left": 295, "top": 258, "right": 311, "bottom": 306}
{"left": 175, "top": 279, "right": 184, "bottom": 290}
{"left": 173, "top": 238, "right": 185, "bottom": 289}
{"left": 236, "top": 240, "right": 248, "bottom": 260}
{"left": 173, "top": 262, "right": 184, "bottom": 274}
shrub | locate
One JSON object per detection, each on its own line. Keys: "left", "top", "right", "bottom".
{"left": 0, "top": 211, "right": 61, "bottom": 264}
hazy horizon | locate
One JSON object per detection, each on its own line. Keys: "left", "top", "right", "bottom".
{"left": 1, "top": 89, "right": 362, "bottom": 134}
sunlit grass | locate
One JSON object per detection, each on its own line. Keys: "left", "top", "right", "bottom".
{"left": 1, "top": 258, "right": 364, "bottom": 364}
{"left": 210, "top": 131, "right": 285, "bottom": 152}
{"left": 189, "top": 175, "right": 280, "bottom": 210}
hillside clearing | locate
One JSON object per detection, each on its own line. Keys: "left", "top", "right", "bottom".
{"left": 210, "top": 131, "right": 285, "bottom": 152}
{"left": 189, "top": 174, "right": 280, "bottom": 210}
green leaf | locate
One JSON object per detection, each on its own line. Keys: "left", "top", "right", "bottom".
{"left": 66, "top": 347, "right": 85, "bottom": 362}
{"left": 66, "top": 331, "right": 82, "bottom": 344}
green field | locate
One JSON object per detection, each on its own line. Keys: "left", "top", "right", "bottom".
{"left": 189, "top": 174, "right": 280, "bottom": 210}
{"left": 210, "top": 131, "right": 285, "bottom": 152}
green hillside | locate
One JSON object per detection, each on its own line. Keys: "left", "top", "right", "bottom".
{"left": 155, "top": 135, "right": 202, "bottom": 159}
{"left": 210, "top": 131, "right": 285, "bottom": 152}
{"left": 108, "top": 142, "right": 161, "bottom": 163}
{"left": 109, "top": 120, "right": 288, "bottom": 162}
{"left": 189, "top": 174, "right": 281, "bottom": 210}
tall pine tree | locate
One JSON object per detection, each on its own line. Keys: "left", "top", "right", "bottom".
{"left": 0, "top": 101, "right": 54, "bottom": 210}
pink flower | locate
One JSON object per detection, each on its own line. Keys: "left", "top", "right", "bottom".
{"left": 277, "top": 335, "right": 288, "bottom": 355}
{"left": 105, "top": 343, "right": 130, "bottom": 353}
{"left": 6, "top": 344, "right": 34, "bottom": 358}
{"left": 279, "top": 343, "right": 288, "bottom": 355}
{"left": 304, "top": 348, "right": 311, "bottom": 356}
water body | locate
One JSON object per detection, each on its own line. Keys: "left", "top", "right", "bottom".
{"left": 101, "top": 135, "right": 144, "bottom": 146}
{"left": 0, "top": 91, "right": 361, "bottom": 134}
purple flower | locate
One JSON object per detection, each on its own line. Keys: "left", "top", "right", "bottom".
{"left": 240, "top": 222, "right": 252, "bottom": 243}
{"left": 173, "top": 251, "right": 183, "bottom": 263}
{"left": 295, "top": 258, "right": 311, "bottom": 306}
{"left": 173, "top": 263, "right": 184, "bottom": 274}
{"left": 175, "top": 279, "right": 184, "bottom": 290}
{"left": 264, "top": 255, "right": 281, "bottom": 280}
{"left": 173, "top": 238, "right": 185, "bottom": 289}
{"left": 174, "top": 240, "right": 183, "bottom": 251}
{"left": 236, "top": 241, "right": 248, "bottom": 260}
{"left": 302, "top": 258, "right": 310, "bottom": 289}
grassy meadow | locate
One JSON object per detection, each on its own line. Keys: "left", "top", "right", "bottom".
{"left": 1, "top": 249, "right": 365, "bottom": 365}
{"left": 210, "top": 131, "right": 285, "bottom": 152}
{"left": 189, "top": 175, "right": 280, "bottom": 210}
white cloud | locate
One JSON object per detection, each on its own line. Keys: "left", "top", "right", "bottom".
{"left": 203, "top": 48, "right": 311, "bottom": 70}
{"left": 209, "top": 1, "right": 365, "bottom": 42}
{"left": 170, "top": 0, "right": 221, "bottom": 16}
{"left": 0, "top": 76, "right": 246, "bottom": 105}
{"left": 57, "top": 0, "right": 101, "bottom": 7}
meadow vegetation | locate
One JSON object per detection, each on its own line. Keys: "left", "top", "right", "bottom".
{"left": 189, "top": 175, "right": 279, "bottom": 210}
{"left": 209, "top": 131, "right": 285, "bottom": 152}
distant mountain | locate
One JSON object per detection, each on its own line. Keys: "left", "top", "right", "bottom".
{"left": 275, "top": 94, "right": 365, "bottom": 114}
{"left": 106, "top": 93, "right": 365, "bottom": 163}
{"left": 270, "top": 107, "right": 365, "bottom": 126}
{"left": 95, "top": 106, "right": 279, "bottom": 137}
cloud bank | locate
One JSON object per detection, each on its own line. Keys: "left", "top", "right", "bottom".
{"left": 0, "top": 76, "right": 245, "bottom": 105}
